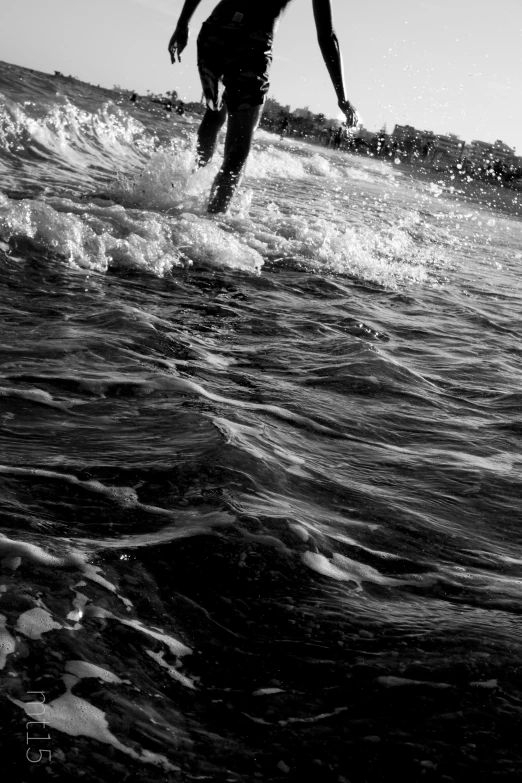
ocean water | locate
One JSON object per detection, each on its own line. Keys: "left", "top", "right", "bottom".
{"left": 1, "top": 61, "right": 522, "bottom": 783}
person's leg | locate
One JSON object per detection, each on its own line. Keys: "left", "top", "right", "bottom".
{"left": 196, "top": 105, "right": 228, "bottom": 166}
{"left": 195, "top": 22, "right": 228, "bottom": 166}
{"left": 207, "top": 104, "right": 262, "bottom": 214}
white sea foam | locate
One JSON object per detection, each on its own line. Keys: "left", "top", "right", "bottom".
{"left": 302, "top": 551, "right": 411, "bottom": 589}
{"left": 0, "top": 614, "right": 16, "bottom": 669}
{"left": 0, "top": 193, "right": 263, "bottom": 274}
{"left": 15, "top": 607, "right": 63, "bottom": 639}
{"left": 0, "top": 533, "right": 85, "bottom": 569}
{"left": 0, "top": 196, "right": 184, "bottom": 274}
{"left": 65, "top": 659, "right": 123, "bottom": 684}
{"left": 0, "top": 94, "right": 455, "bottom": 286}
{"left": 120, "top": 616, "right": 191, "bottom": 657}
{"left": 0, "top": 94, "right": 154, "bottom": 171}
{"left": 245, "top": 145, "right": 308, "bottom": 180}
{"left": 11, "top": 689, "right": 179, "bottom": 770}
{"left": 236, "top": 211, "right": 433, "bottom": 285}
{"left": 145, "top": 649, "right": 196, "bottom": 689}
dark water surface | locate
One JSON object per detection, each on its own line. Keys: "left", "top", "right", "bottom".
{"left": 1, "top": 61, "right": 522, "bottom": 782}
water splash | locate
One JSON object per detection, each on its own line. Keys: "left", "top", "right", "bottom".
{"left": 0, "top": 93, "right": 155, "bottom": 172}
{"left": 0, "top": 90, "right": 456, "bottom": 286}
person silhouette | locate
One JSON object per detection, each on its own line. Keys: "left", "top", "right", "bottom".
{"left": 168, "top": 1, "right": 358, "bottom": 213}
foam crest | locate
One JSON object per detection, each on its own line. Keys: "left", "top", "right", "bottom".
{"left": 0, "top": 533, "right": 86, "bottom": 569}
{"left": 0, "top": 94, "right": 153, "bottom": 171}
{"left": 0, "top": 194, "right": 262, "bottom": 274}
{"left": 246, "top": 145, "right": 308, "bottom": 179}
{"left": 11, "top": 690, "right": 179, "bottom": 771}
{"left": 0, "top": 386, "right": 72, "bottom": 410}
{"left": 245, "top": 145, "right": 336, "bottom": 181}
{"left": 249, "top": 213, "right": 433, "bottom": 285}
{"left": 15, "top": 607, "right": 64, "bottom": 639}
{"left": 305, "top": 153, "right": 337, "bottom": 177}
{"left": 0, "top": 614, "right": 16, "bottom": 669}
{"left": 172, "top": 213, "right": 263, "bottom": 271}
{"left": 0, "top": 198, "right": 111, "bottom": 270}
{"left": 302, "top": 551, "right": 413, "bottom": 589}
{"left": 0, "top": 187, "right": 431, "bottom": 284}
{"left": 0, "top": 96, "right": 24, "bottom": 155}
{"left": 65, "top": 659, "right": 123, "bottom": 684}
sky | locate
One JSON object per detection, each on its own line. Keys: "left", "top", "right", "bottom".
{"left": 1, "top": 0, "right": 521, "bottom": 151}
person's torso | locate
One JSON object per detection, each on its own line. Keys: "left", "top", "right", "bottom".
{"left": 206, "top": 0, "right": 293, "bottom": 35}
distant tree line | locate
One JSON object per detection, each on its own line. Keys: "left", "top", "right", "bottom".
{"left": 259, "top": 98, "right": 335, "bottom": 141}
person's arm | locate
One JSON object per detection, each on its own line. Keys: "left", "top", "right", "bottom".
{"left": 168, "top": 0, "right": 205, "bottom": 63}
{"left": 311, "top": 0, "right": 358, "bottom": 127}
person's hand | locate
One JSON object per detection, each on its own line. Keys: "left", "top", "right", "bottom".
{"left": 168, "top": 25, "right": 189, "bottom": 63}
{"left": 339, "top": 99, "right": 359, "bottom": 129}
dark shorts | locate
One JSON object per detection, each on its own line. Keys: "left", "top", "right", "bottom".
{"left": 197, "top": 21, "right": 273, "bottom": 113}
